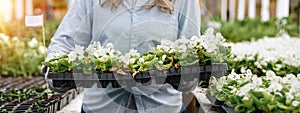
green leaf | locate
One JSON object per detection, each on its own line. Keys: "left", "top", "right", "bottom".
{"left": 41, "top": 62, "right": 53, "bottom": 67}
{"left": 83, "top": 67, "right": 92, "bottom": 75}
{"left": 277, "top": 103, "right": 293, "bottom": 111}
{"left": 235, "top": 104, "right": 255, "bottom": 113}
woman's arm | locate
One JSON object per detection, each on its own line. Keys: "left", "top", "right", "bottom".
{"left": 44, "top": 0, "right": 94, "bottom": 92}
{"left": 46, "top": 0, "right": 94, "bottom": 61}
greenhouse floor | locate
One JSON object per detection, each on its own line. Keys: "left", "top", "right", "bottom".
{"left": 57, "top": 93, "right": 83, "bottom": 113}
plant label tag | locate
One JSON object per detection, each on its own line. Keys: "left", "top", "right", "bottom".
{"left": 25, "top": 15, "right": 43, "bottom": 27}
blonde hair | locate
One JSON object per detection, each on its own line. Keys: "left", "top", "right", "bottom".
{"left": 100, "top": 0, "right": 176, "bottom": 14}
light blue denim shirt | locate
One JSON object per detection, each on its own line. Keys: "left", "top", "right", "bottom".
{"left": 46, "top": 0, "right": 200, "bottom": 112}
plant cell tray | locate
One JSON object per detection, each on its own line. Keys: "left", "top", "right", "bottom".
{"left": 47, "top": 63, "right": 228, "bottom": 92}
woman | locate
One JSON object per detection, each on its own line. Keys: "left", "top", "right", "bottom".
{"left": 45, "top": 0, "right": 200, "bottom": 112}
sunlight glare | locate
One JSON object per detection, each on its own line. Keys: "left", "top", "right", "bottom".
{"left": 0, "top": 0, "right": 13, "bottom": 34}
{"left": 0, "top": 0, "right": 13, "bottom": 22}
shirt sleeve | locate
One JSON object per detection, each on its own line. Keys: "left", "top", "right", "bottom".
{"left": 43, "top": 0, "right": 94, "bottom": 92}
{"left": 178, "top": 0, "right": 201, "bottom": 38}
{"left": 45, "top": 0, "right": 94, "bottom": 61}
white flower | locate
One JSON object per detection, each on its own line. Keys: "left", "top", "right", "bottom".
{"left": 162, "top": 55, "right": 167, "bottom": 61}
{"left": 274, "top": 64, "right": 283, "bottom": 71}
{"left": 237, "top": 83, "right": 254, "bottom": 96}
{"left": 246, "top": 69, "right": 252, "bottom": 75}
{"left": 75, "top": 45, "right": 85, "bottom": 53}
{"left": 156, "top": 45, "right": 169, "bottom": 51}
{"left": 218, "top": 77, "right": 227, "bottom": 86}
{"left": 286, "top": 74, "right": 296, "bottom": 80}
{"left": 292, "top": 101, "right": 299, "bottom": 107}
{"left": 108, "top": 49, "right": 116, "bottom": 57}
{"left": 243, "top": 69, "right": 253, "bottom": 81}
{"left": 252, "top": 75, "right": 262, "bottom": 87}
{"left": 160, "top": 39, "right": 176, "bottom": 49}
{"left": 68, "top": 45, "right": 85, "bottom": 62}
{"left": 175, "top": 37, "right": 189, "bottom": 46}
{"left": 106, "top": 43, "right": 114, "bottom": 49}
{"left": 190, "top": 41, "right": 198, "bottom": 49}
{"left": 129, "top": 49, "right": 139, "bottom": 56}
{"left": 229, "top": 86, "right": 237, "bottom": 93}
{"left": 240, "top": 67, "right": 247, "bottom": 74}
{"left": 158, "top": 61, "right": 163, "bottom": 65}
{"left": 0, "top": 33, "right": 9, "bottom": 43}
{"left": 227, "top": 71, "right": 241, "bottom": 80}
{"left": 201, "top": 28, "right": 226, "bottom": 53}
{"left": 190, "top": 36, "right": 199, "bottom": 41}
{"left": 86, "top": 41, "right": 101, "bottom": 54}
{"left": 94, "top": 48, "right": 106, "bottom": 57}
{"left": 169, "top": 48, "right": 176, "bottom": 53}
{"left": 77, "top": 54, "right": 84, "bottom": 60}
{"left": 267, "top": 82, "right": 283, "bottom": 92}
{"left": 68, "top": 51, "right": 76, "bottom": 63}
{"left": 254, "top": 61, "right": 262, "bottom": 69}
{"left": 289, "top": 79, "right": 300, "bottom": 94}
{"left": 116, "top": 51, "right": 122, "bottom": 55}
{"left": 130, "top": 58, "right": 136, "bottom": 64}
{"left": 12, "top": 37, "right": 19, "bottom": 41}
{"left": 216, "top": 85, "right": 223, "bottom": 92}
{"left": 206, "top": 44, "right": 218, "bottom": 53}
{"left": 286, "top": 93, "right": 294, "bottom": 100}
{"left": 28, "top": 38, "right": 39, "bottom": 48}
{"left": 121, "top": 55, "right": 130, "bottom": 65}
{"left": 256, "top": 88, "right": 266, "bottom": 92}
{"left": 207, "top": 21, "right": 221, "bottom": 29}
{"left": 266, "top": 70, "right": 277, "bottom": 80}
{"left": 178, "top": 45, "right": 187, "bottom": 53}
{"left": 242, "top": 95, "right": 250, "bottom": 101}
{"left": 139, "top": 58, "right": 145, "bottom": 63}
{"left": 282, "top": 74, "right": 296, "bottom": 84}
{"left": 227, "top": 73, "right": 236, "bottom": 80}
{"left": 99, "top": 57, "right": 105, "bottom": 62}
{"left": 205, "top": 27, "right": 214, "bottom": 36}
{"left": 39, "top": 46, "right": 46, "bottom": 54}
{"left": 215, "top": 32, "right": 225, "bottom": 43}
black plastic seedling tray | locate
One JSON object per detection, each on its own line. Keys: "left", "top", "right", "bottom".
{"left": 48, "top": 63, "right": 228, "bottom": 92}
{"left": 0, "top": 89, "right": 80, "bottom": 113}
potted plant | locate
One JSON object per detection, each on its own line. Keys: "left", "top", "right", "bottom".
{"left": 209, "top": 69, "right": 300, "bottom": 113}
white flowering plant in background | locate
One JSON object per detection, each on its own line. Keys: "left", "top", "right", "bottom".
{"left": 210, "top": 69, "right": 300, "bottom": 112}
{"left": 0, "top": 33, "right": 46, "bottom": 77}
{"left": 228, "top": 36, "right": 300, "bottom": 76}
{"left": 43, "top": 28, "right": 230, "bottom": 76}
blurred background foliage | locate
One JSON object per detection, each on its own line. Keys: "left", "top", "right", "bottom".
{"left": 0, "top": 20, "right": 60, "bottom": 77}
{"left": 0, "top": 20, "right": 60, "bottom": 46}
{"left": 201, "top": 14, "right": 300, "bottom": 43}
{"left": 0, "top": 35, "right": 45, "bottom": 77}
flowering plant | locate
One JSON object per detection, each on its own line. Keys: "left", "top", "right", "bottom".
{"left": 0, "top": 33, "right": 46, "bottom": 77}
{"left": 210, "top": 69, "right": 300, "bottom": 112}
{"left": 42, "top": 28, "right": 230, "bottom": 75}
{"left": 228, "top": 36, "right": 300, "bottom": 76}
